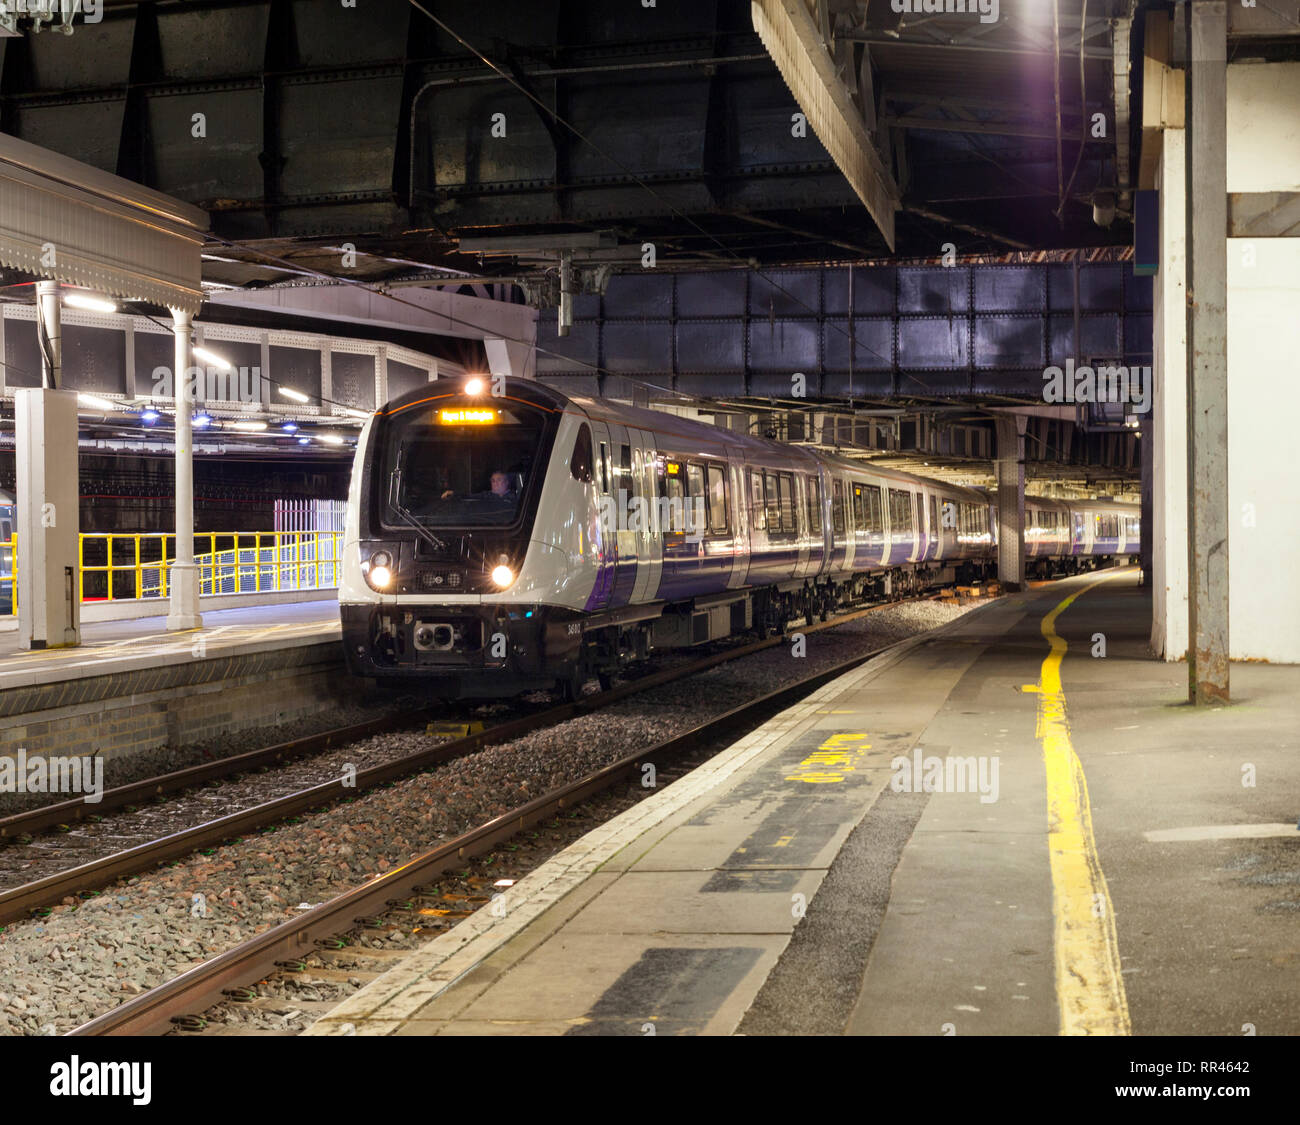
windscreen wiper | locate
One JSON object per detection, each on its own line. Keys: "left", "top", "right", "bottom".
{"left": 388, "top": 470, "right": 449, "bottom": 553}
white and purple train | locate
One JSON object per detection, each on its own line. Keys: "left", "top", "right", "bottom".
{"left": 340, "top": 377, "right": 1138, "bottom": 698}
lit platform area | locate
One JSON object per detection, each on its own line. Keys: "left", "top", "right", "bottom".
{"left": 306, "top": 571, "right": 1300, "bottom": 1037}
{"left": 0, "top": 597, "right": 338, "bottom": 694}
{"left": 0, "top": 598, "right": 343, "bottom": 765}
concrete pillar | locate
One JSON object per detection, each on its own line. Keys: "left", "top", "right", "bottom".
{"left": 1151, "top": 124, "right": 1188, "bottom": 661}
{"left": 1183, "top": 0, "right": 1229, "bottom": 703}
{"left": 994, "top": 414, "right": 1027, "bottom": 592}
{"left": 167, "top": 307, "right": 202, "bottom": 631}
{"left": 16, "top": 386, "right": 80, "bottom": 650}
{"left": 17, "top": 283, "right": 79, "bottom": 649}
{"left": 1139, "top": 411, "right": 1153, "bottom": 586}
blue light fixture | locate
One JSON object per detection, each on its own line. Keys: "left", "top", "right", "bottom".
{"left": 281, "top": 421, "right": 299, "bottom": 434}
{"left": 141, "top": 409, "right": 161, "bottom": 424}
{"left": 297, "top": 436, "right": 311, "bottom": 445}
{"left": 193, "top": 414, "right": 212, "bottom": 429}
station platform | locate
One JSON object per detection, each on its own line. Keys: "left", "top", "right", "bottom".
{"left": 0, "top": 597, "right": 339, "bottom": 694}
{"left": 0, "top": 598, "right": 343, "bottom": 767}
{"left": 305, "top": 569, "right": 1300, "bottom": 1037}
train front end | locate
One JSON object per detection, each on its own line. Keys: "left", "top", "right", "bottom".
{"left": 340, "top": 377, "right": 596, "bottom": 697}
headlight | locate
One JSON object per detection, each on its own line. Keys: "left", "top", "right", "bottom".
{"left": 490, "top": 564, "right": 514, "bottom": 588}
{"left": 365, "top": 549, "right": 394, "bottom": 590}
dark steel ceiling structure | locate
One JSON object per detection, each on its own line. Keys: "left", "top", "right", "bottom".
{"left": 1, "top": 0, "right": 1295, "bottom": 484}
{"left": 0, "top": 0, "right": 1147, "bottom": 293}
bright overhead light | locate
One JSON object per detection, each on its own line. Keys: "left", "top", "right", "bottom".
{"left": 297, "top": 436, "right": 312, "bottom": 445}
{"left": 77, "top": 394, "right": 117, "bottom": 411}
{"left": 279, "top": 386, "right": 310, "bottom": 404}
{"left": 281, "top": 421, "right": 299, "bottom": 433}
{"left": 230, "top": 420, "right": 268, "bottom": 432}
{"left": 193, "top": 414, "right": 212, "bottom": 428}
{"left": 337, "top": 407, "right": 371, "bottom": 420}
{"left": 63, "top": 293, "right": 117, "bottom": 314}
{"left": 319, "top": 434, "right": 346, "bottom": 446}
{"left": 193, "top": 345, "right": 232, "bottom": 369}
{"left": 464, "top": 377, "right": 485, "bottom": 395}
{"left": 140, "top": 409, "right": 161, "bottom": 424}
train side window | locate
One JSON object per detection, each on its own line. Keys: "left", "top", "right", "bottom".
{"left": 686, "top": 463, "right": 705, "bottom": 537}
{"left": 852, "top": 485, "right": 865, "bottom": 531}
{"left": 888, "top": 489, "right": 913, "bottom": 534}
{"left": 764, "top": 472, "right": 781, "bottom": 532}
{"left": 596, "top": 441, "right": 609, "bottom": 493}
{"left": 866, "top": 486, "right": 883, "bottom": 534}
{"left": 832, "top": 479, "right": 845, "bottom": 535}
{"left": 570, "top": 424, "right": 593, "bottom": 483}
{"left": 750, "top": 469, "right": 766, "bottom": 531}
{"left": 808, "top": 477, "right": 822, "bottom": 535}
{"left": 706, "top": 463, "right": 727, "bottom": 534}
{"left": 664, "top": 465, "right": 686, "bottom": 532}
{"left": 777, "top": 474, "right": 794, "bottom": 532}
{"left": 620, "top": 444, "right": 631, "bottom": 496}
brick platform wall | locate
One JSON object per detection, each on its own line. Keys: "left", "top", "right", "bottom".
{"left": 0, "top": 643, "right": 349, "bottom": 765}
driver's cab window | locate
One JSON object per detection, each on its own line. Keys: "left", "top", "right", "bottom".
{"left": 571, "top": 423, "right": 593, "bottom": 483}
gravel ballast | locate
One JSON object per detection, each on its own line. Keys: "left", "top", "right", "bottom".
{"left": 0, "top": 597, "right": 974, "bottom": 1035}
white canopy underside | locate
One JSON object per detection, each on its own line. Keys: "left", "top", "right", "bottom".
{"left": 0, "top": 133, "right": 208, "bottom": 314}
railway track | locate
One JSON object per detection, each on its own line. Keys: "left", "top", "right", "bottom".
{"left": 69, "top": 622, "right": 924, "bottom": 1036}
{"left": 0, "top": 593, "right": 951, "bottom": 930}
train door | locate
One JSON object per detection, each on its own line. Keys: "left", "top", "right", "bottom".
{"left": 726, "top": 458, "right": 749, "bottom": 588}
{"left": 629, "top": 428, "right": 662, "bottom": 603}
{"left": 585, "top": 420, "right": 614, "bottom": 609}
{"left": 1073, "top": 510, "right": 1089, "bottom": 555}
{"left": 793, "top": 474, "right": 811, "bottom": 578}
{"left": 605, "top": 423, "right": 640, "bottom": 607}
{"left": 839, "top": 478, "right": 855, "bottom": 570}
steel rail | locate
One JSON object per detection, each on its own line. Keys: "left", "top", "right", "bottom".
{"left": 0, "top": 596, "right": 938, "bottom": 925}
{"left": 70, "top": 629, "right": 912, "bottom": 1036}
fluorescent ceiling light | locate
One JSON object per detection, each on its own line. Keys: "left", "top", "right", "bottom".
{"left": 279, "top": 387, "right": 310, "bottom": 404}
{"left": 63, "top": 293, "right": 117, "bottom": 314}
{"left": 193, "top": 345, "right": 232, "bottom": 369}
{"left": 77, "top": 394, "right": 117, "bottom": 411}
{"left": 230, "top": 421, "right": 268, "bottom": 432}
{"left": 319, "top": 434, "right": 346, "bottom": 446}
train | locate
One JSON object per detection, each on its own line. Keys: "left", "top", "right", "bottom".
{"left": 340, "top": 377, "right": 1138, "bottom": 699}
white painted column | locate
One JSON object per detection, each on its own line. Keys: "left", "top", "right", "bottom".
{"left": 1151, "top": 127, "right": 1188, "bottom": 661}
{"left": 17, "top": 281, "right": 79, "bottom": 649}
{"left": 167, "top": 307, "right": 202, "bottom": 631}
{"left": 994, "top": 414, "right": 1027, "bottom": 592}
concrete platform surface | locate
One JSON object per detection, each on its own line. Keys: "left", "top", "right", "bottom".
{"left": 0, "top": 598, "right": 340, "bottom": 690}
{"left": 304, "top": 570, "right": 1300, "bottom": 1037}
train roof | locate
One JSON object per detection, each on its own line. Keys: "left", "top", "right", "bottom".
{"left": 380, "top": 378, "right": 1135, "bottom": 511}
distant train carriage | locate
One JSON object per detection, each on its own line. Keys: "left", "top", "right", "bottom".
{"left": 340, "top": 377, "right": 1136, "bottom": 699}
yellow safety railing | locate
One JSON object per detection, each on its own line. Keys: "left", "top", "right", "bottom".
{"left": 0, "top": 531, "right": 344, "bottom": 615}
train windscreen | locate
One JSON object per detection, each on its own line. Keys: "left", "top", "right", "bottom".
{"left": 378, "top": 402, "right": 548, "bottom": 528}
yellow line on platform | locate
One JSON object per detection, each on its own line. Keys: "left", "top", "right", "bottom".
{"left": 1030, "top": 571, "right": 1130, "bottom": 1036}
